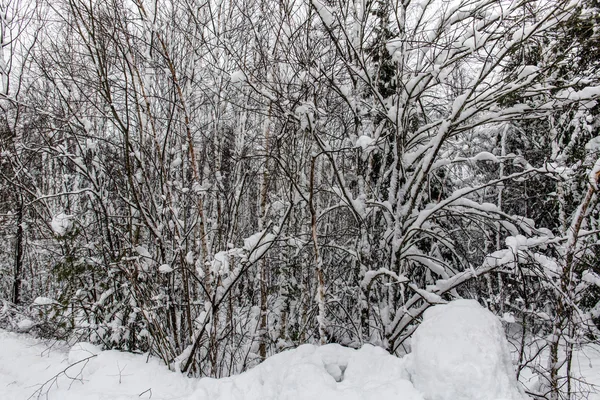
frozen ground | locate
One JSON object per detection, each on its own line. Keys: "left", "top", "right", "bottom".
{"left": 0, "top": 301, "right": 598, "bottom": 400}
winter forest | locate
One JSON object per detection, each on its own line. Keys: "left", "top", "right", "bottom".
{"left": 1, "top": 0, "right": 600, "bottom": 398}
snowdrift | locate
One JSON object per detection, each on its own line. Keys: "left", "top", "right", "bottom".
{"left": 409, "top": 299, "right": 528, "bottom": 400}
{"left": 0, "top": 300, "right": 541, "bottom": 400}
{"left": 195, "top": 344, "right": 422, "bottom": 400}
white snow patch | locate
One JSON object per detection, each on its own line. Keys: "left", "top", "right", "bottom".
{"left": 585, "top": 136, "right": 600, "bottom": 151}
{"left": 33, "top": 296, "right": 56, "bottom": 306}
{"left": 452, "top": 94, "right": 468, "bottom": 115}
{"left": 589, "top": 157, "right": 600, "bottom": 189}
{"left": 51, "top": 213, "right": 73, "bottom": 237}
{"left": 17, "top": 319, "right": 34, "bottom": 332}
{"left": 197, "top": 343, "right": 422, "bottom": 400}
{"left": 2, "top": 327, "right": 600, "bottom": 400}
{"left": 568, "top": 86, "right": 600, "bottom": 101}
{"left": 311, "top": 0, "right": 334, "bottom": 26}
{"left": 0, "top": 329, "right": 423, "bottom": 400}
{"left": 171, "top": 156, "right": 182, "bottom": 168}
{"left": 186, "top": 251, "right": 195, "bottom": 264}
{"left": 68, "top": 342, "right": 101, "bottom": 365}
{"left": 408, "top": 300, "right": 527, "bottom": 400}
{"left": 135, "top": 245, "right": 152, "bottom": 259}
{"left": 502, "top": 312, "right": 516, "bottom": 324}
{"left": 243, "top": 230, "right": 276, "bottom": 262}
{"left": 159, "top": 264, "right": 173, "bottom": 273}
{"left": 211, "top": 251, "right": 230, "bottom": 275}
{"left": 356, "top": 135, "right": 375, "bottom": 150}
{"left": 583, "top": 270, "right": 600, "bottom": 287}
{"left": 472, "top": 151, "right": 499, "bottom": 163}
{"left": 230, "top": 70, "right": 246, "bottom": 83}
{"left": 506, "top": 234, "right": 528, "bottom": 254}
{"left": 516, "top": 65, "right": 539, "bottom": 80}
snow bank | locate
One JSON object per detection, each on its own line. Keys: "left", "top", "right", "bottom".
{"left": 0, "top": 329, "right": 422, "bottom": 400}
{"left": 9, "top": 301, "right": 595, "bottom": 400}
{"left": 408, "top": 300, "right": 527, "bottom": 400}
{"left": 198, "top": 344, "right": 422, "bottom": 400}
{"left": 2, "top": 317, "right": 600, "bottom": 400}
{"left": 16, "top": 319, "right": 34, "bottom": 332}
{"left": 0, "top": 329, "right": 196, "bottom": 400}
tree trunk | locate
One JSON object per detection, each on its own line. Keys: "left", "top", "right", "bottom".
{"left": 12, "top": 197, "right": 23, "bottom": 305}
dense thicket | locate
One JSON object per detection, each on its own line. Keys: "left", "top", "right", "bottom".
{"left": 1, "top": 0, "right": 599, "bottom": 398}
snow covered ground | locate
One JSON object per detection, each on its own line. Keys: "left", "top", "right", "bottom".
{"left": 0, "top": 330, "right": 420, "bottom": 400}
{"left": 0, "top": 301, "right": 598, "bottom": 400}
{"left": 409, "top": 300, "right": 527, "bottom": 400}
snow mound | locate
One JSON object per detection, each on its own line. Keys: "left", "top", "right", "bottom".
{"left": 197, "top": 343, "right": 422, "bottom": 400}
{"left": 51, "top": 213, "right": 73, "bottom": 237}
{"left": 408, "top": 300, "right": 527, "bottom": 400}
{"left": 17, "top": 319, "right": 34, "bottom": 332}
{"left": 3, "top": 327, "right": 600, "bottom": 400}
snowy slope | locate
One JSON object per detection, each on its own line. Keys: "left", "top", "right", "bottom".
{"left": 0, "top": 329, "right": 422, "bottom": 400}
{"left": 1, "top": 300, "right": 599, "bottom": 400}
{"left": 195, "top": 344, "right": 422, "bottom": 400}
{"left": 0, "top": 329, "right": 196, "bottom": 400}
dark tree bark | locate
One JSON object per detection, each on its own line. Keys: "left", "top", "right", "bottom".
{"left": 12, "top": 196, "right": 23, "bottom": 305}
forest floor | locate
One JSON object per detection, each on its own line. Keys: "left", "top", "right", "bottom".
{"left": 1, "top": 304, "right": 599, "bottom": 400}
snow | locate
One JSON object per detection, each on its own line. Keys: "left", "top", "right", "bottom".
{"left": 0, "top": 329, "right": 195, "bottom": 400}
{"left": 2, "top": 305, "right": 599, "bottom": 400}
{"left": 572, "top": 345, "right": 600, "bottom": 399}
{"left": 135, "top": 245, "right": 152, "bottom": 259}
{"left": 408, "top": 300, "right": 527, "bottom": 400}
{"left": 582, "top": 270, "right": 600, "bottom": 287}
{"left": 585, "top": 136, "right": 600, "bottom": 151}
{"left": 311, "top": 0, "right": 334, "bottom": 26}
{"left": 33, "top": 296, "right": 57, "bottom": 305}
{"left": 171, "top": 156, "right": 182, "bottom": 168}
{"left": 516, "top": 65, "right": 539, "bottom": 80}
{"left": 588, "top": 157, "right": 600, "bottom": 189}
{"left": 68, "top": 342, "right": 102, "bottom": 364}
{"left": 452, "top": 93, "right": 468, "bottom": 115}
{"left": 472, "top": 151, "right": 499, "bottom": 163}
{"left": 502, "top": 312, "right": 516, "bottom": 324}
{"left": 198, "top": 344, "right": 422, "bottom": 400}
{"left": 361, "top": 268, "right": 408, "bottom": 288}
{"left": 356, "top": 135, "right": 375, "bottom": 150}
{"left": 230, "top": 70, "right": 246, "bottom": 83}
{"left": 158, "top": 264, "right": 173, "bottom": 273}
{"left": 17, "top": 319, "right": 34, "bottom": 332}
{"left": 243, "top": 230, "right": 276, "bottom": 262}
{"left": 0, "top": 329, "right": 422, "bottom": 400}
{"left": 243, "top": 230, "right": 266, "bottom": 250}
{"left": 51, "top": 213, "right": 73, "bottom": 237}
{"left": 506, "top": 234, "right": 528, "bottom": 254}
{"left": 565, "top": 86, "right": 600, "bottom": 101}
{"left": 211, "top": 251, "right": 230, "bottom": 275}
